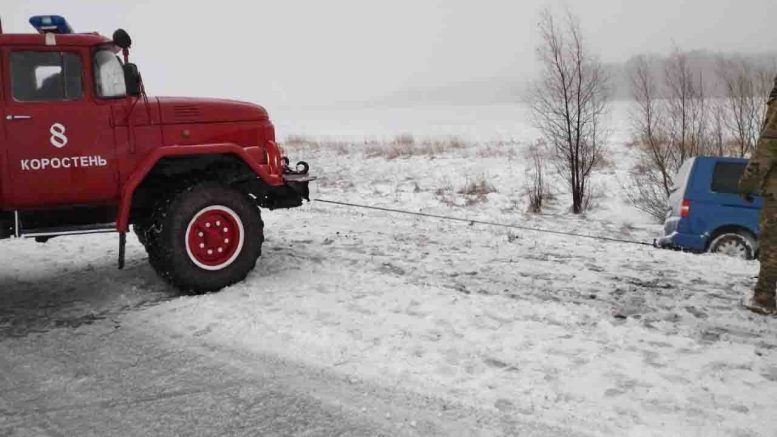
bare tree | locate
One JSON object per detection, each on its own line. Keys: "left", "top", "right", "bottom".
{"left": 627, "top": 50, "right": 711, "bottom": 222}
{"left": 630, "top": 55, "right": 672, "bottom": 195}
{"left": 708, "top": 100, "right": 728, "bottom": 157}
{"left": 624, "top": 161, "right": 674, "bottom": 222}
{"left": 626, "top": 48, "right": 774, "bottom": 221}
{"left": 664, "top": 48, "right": 707, "bottom": 164}
{"left": 529, "top": 9, "right": 609, "bottom": 214}
{"left": 625, "top": 56, "right": 675, "bottom": 221}
{"left": 524, "top": 142, "right": 552, "bottom": 214}
{"left": 717, "top": 57, "right": 772, "bottom": 157}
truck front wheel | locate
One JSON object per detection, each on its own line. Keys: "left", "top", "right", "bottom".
{"left": 145, "top": 182, "right": 264, "bottom": 293}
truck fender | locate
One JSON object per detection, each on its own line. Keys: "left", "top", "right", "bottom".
{"left": 116, "top": 143, "right": 284, "bottom": 232}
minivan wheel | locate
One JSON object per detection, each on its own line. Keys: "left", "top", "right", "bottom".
{"left": 708, "top": 233, "right": 756, "bottom": 260}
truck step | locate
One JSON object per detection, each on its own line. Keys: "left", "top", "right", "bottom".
{"left": 20, "top": 223, "right": 117, "bottom": 238}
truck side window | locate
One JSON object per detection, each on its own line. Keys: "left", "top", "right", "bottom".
{"left": 10, "top": 51, "right": 83, "bottom": 102}
{"left": 711, "top": 162, "right": 747, "bottom": 194}
{"left": 94, "top": 50, "right": 126, "bottom": 98}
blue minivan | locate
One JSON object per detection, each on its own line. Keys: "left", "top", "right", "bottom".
{"left": 656, "top": 156, "right": 762, "bottom": 260}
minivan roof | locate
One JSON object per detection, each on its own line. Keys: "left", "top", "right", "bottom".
{"left": 694, "top": 156, "right": 748, "bottom": 164}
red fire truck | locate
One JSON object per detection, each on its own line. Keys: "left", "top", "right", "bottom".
{"left": 0, "top": 16, "right": 313, "bottom": 293}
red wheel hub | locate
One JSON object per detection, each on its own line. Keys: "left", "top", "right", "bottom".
{"left": 185, "top": 206, "right": 244, "bottom": 270}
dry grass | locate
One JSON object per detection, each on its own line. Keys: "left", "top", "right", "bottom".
{"left": 458, "top": 178, "right": 497, "bottom": 196}
{"left": 283, "top": 134, "right": 468, "bottom": 158}
{"left": 474, "top": 141, "right": 521, "bottom": 159}
{"left": 523, "top": 144, "right": 553, "bottom": 214}
{"left": 364, "top": 134, "right": 466, "bottom": 159}
{"left": 457, "top": 176, "right": 498, "bottom": 206}
{"left": 434, "top": 185, "right": 456, "bottom": 207}
{"left": 282, "top": 136, "right": 352, "bottom": 155}
{"left": 282, "top": 134, "right": 526, "bottom": 160}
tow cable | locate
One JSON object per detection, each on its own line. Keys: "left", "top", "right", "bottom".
{"left": 315, "top": 198, "right": 655, "bottom": 248}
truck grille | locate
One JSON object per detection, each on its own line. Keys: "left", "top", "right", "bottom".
{"left": 172, "top": 105, "right": 202, "bottom": 121}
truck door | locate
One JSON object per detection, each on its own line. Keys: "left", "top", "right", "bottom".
{"left": 2, "top": 48, "right": 117, "bottom": 208}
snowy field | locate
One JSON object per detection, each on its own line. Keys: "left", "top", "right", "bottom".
{"left": 3, "top": 103, "right": 777, "bottom": 436}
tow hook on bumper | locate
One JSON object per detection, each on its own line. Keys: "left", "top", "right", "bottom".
{"left": 283, "top": 159, "right": 315, "bottom": 201}
{"left": 654, "top": 232, "right": 679, "bottom": 250}
{"left": 283, "top": 159, "right": 310, "bottom": 176}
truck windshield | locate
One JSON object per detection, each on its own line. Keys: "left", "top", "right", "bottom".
{"left": 94, "top": 49, "right": 126, "bottom": 98}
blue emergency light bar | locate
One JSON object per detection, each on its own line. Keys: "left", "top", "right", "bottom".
{"left": 29, "top": 15, "right": 73, "bottom": 34}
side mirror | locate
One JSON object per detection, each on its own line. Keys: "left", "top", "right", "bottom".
{"left": 123, "top": 63, "right": 141, "bottom": 96}
{"left": 112, "top": 29, "right": 132, "bottom": 50}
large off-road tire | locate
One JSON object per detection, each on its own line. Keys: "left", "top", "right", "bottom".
{"left": 145, "top": 182, "right": 264, "bottom": 293}
{"left": 133, "top": 220, "right": 152, "bottom": 247}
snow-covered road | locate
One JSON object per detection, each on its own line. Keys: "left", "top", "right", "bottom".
{"left": 1, "top": 197, "right": 775, "bottom": 436}
{"left": 141, "top": 201, "right": 777, "bottom": 437}
{"left": 0, "top": 232, "right": 576, "bottom": 436}
{"left": 0, "top": 317, "right": 392, "bottom": 436}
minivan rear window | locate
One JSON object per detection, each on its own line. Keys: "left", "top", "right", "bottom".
{"left": 711, "top": 162, "right": 747, "bottom": 194}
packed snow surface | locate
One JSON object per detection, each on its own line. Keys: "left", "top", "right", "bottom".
{"left": 3, "top": 103, "right": 776, "bottom": 436}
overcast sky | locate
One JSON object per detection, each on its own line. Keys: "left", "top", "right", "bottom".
{"left": 3, "top": 0, "right": 776, "bottom": 107}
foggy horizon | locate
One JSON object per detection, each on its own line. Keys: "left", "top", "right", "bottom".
{"left": 4, "top": 0, "right": 777, "bottom": 108}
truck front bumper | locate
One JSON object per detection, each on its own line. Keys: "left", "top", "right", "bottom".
{"left": 238, "top": 169, "right": 315, "bottom": 210}
{"left": 255, "top": 172, "right": 316, "bottom": 210}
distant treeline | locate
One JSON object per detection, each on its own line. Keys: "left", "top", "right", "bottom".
{"left": 608, "top": 50, "right": 777, "bottom": 99}
{"left": 371, "top": 50, "right": 777, "bottom": 106}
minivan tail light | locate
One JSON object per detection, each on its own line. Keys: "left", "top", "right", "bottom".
{"left": 680, "top": 199, "right": 691, "bottom": 218}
